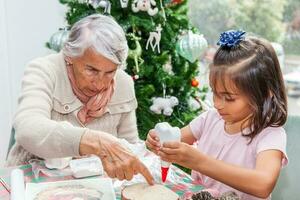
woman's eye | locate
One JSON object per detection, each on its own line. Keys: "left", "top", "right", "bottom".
{"left": 106, "top": 71, "right": 115, "bottom": 75}
{"left": 86, "top": 68, "right": 98, "bottom": 75}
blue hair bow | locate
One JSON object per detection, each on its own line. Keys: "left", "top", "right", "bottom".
{"left": 217, "top": 30, "right": 246, "bottom": 48}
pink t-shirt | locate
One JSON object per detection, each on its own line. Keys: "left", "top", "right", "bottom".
{"left": 189, "top": 109, "right": 288, "bottom": 200}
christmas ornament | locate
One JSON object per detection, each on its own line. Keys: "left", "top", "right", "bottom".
{"left": 165, "top": 0, "right": 183, "bottom": 7}
{"left": 88, "top": 0, "right": 111, "bottom": 14}
{"left": 150, "top": 96, "right": 179, "bottom": 116}
{"left": 172, "top": 0, "right": 183, "bottom": 4}
{"left": 219, "top": 191, "right": 240, "bottom": 200}
{"left": 176, "top": 31, "right": 208, "bottom": 63}
{"left": 191, "top": 78, "right": 199, "bottom": 87}
{"left": 195, "top": 97, "right": 212, "bottom": 111}
{"left": 162, "top": 56, "right": 174, "bottom": 75}
{"left": 188, "top": 97, "right": 201, "bottom": 111}
{"left": 132, "top": 74, "right": 139, "bottom": 80}
{"left": 191, "top": 191, "right": 216, "bottom": 200}
{"left": 127, "top": 33, "right": 144, "bottom": 73}
{"left": 159, "top": 0, "right": 167, "bottom": 21}
{"left": 131, "top": 0, "right": 159, "bottom": 16}
{"left": 146, "top": 24, "right": 162, "bottom": 53}
{"left": 120, "top": 0, "right": 129, "bottom": 8}
{"left": 48, "top": 28, "right": 69, "bottom": 52}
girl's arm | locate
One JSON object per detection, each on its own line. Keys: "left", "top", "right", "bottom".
{"left": 195, "top": 149, "right": 282, "bottom": 198}
{"left": 159, "top": 142, "right": 283, "bottom": 198}
{"left": 180, "top": 125, "right": 197, "bottom": 144}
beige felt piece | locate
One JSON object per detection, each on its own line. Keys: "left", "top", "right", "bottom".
{"left": 121, "top": 183, "right": 179, "bottom": 200}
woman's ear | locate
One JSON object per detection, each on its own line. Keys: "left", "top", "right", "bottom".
{"left": 65, "top": 56, "right": 73, "bottom": 65}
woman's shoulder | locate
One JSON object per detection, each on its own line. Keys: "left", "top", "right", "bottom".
{"left": 25, "top": 52, "right": 65, "bottom": 77}
{"left": 109, "top": 70, "right": 136, "bottom": 105}
{"left": 115, "top": 69, "right": 134, "bottom": 87}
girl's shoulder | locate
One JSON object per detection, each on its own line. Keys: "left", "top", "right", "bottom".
{"left": 257, "top": 126, "right": 286, "bottom": 139}
{"left": 189, "top": 109, "right": 223, "bottom": 140}
{"left": 254, "top": 126, "right": 288, "bottom": 166}
{"left": 198, "top": 109, "right": 222, "bottom": 122}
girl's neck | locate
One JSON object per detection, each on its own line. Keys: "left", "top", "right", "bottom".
{"left": 224, "top": 117, "right": 250, "bottom": 134}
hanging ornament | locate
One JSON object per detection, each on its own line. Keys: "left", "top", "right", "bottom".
{"left": 162, "top": 56, "right": 174, "bottom": 75}
{"left": 120, "top": 0, "right": 129, "bottom": 8}
{"left": 176, "top": 31, "right": 208, "bottom": 63}
{"left": 88, "top": 0, "right": 111, "bottom": 14}
{"left": 188, "top": 97, "right": 201, "bottom": 111}
{"left": 132, "top": 74, "right": 139, "bottom": 80}
{"left": 172, "top": 0, "right": 183, "bottom": 4}
{"left": 48, "top": 28, "right": 69, "bottom": 52}
{"left": 150, "top": 96, "right": 179, "bottom": 116}
{"left": 165, "top": 0, "right": 183, "bottom": 7}
{"left": 131, "top": 0, "right": 159, "bottom": 16}
{"left": 159, "top": 0, "right": 167, "bottom": 22}
{"left": 127, "top": 33, "right": 144, "bottom": 73}
{"left": 146, "top": 24, "right": 162, "bottom": 53}
{"left": 194, "top": 97, "right": 213, "bottom": 111}
{"left": 191, "top": 78, "right": 199, "bottom": 87}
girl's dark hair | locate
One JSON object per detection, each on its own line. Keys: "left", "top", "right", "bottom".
{"left": 210, "top": 37, "right": 287, "bottom": 141}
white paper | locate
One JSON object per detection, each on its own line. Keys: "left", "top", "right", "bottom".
{"left": 25, "top": 178, "right": 115, "bottom": 200}
{"left": 69, "top": 156, "right": 103, "bottom": 178}
{"left": 10, "top": 169, "right": 25, "bottom": 200}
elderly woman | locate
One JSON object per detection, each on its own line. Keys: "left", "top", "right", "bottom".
{"left": 7, "top": 14, "right": 153, "bottom": 184}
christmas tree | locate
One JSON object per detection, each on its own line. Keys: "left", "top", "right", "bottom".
{"left": 50, "top": 0, "right": 208, "bottom": 140}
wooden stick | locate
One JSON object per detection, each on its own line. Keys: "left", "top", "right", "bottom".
{"left": 0, "top": 177, "right": 10, "bottom": 193}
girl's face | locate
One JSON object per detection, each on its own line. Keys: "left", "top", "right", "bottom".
{"left": 211, "top": 77, "right": 253, "bottom": 126}
{"left": 67, "top": 48, "right": 118, "bottom": 97}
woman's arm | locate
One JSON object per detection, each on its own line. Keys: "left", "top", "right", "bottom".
{"left": 79, "top": 129, "right": 154, "bottom": 184}
{"left": 14, "top": 59, "right": 85, "bottom": 159}
{"left": 15, "top": 59, "right": 154, "bottom": 184}
{"left": 159, "top": 142, "right": 283, "bottom": 198}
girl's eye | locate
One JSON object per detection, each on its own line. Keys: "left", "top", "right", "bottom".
{"left": 225, "top": 96, "right": 235, "bottom": 101}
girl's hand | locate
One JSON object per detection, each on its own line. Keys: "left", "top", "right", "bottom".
{"left": 158, "top": 141, "right": 203, "bottom": 170}
{"left": 145, "top": 129, "right": 161, "bottom": 155}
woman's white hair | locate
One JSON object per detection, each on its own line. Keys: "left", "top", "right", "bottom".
{"left": 62, "top": 14, "right": 128, "bottom": 67}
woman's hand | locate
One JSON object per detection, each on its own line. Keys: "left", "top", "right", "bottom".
{"left": 80, "top": 130, "right": 154, "bottom": 185}
{"left": 158, "top": 141, "right": 203, "bottom": 170}
{"left": 145, "top": 129, "right": 161, "bottom": 155}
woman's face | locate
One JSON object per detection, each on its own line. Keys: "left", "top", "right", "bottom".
{"left": 68, "top": 48, "right": 118, "bottom": 96}
{"left": 211, "top": 77, "right": 253, "bottom": 125}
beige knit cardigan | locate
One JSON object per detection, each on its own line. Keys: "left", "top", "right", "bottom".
{"left": 6, "top": 52, "right": 138, "bottom": 166}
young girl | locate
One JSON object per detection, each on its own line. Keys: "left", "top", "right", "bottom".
{"left": 146, "top": 30, "right": 288, "bottom": 200}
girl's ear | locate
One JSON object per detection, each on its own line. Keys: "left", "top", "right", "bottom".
{"left": 269, "top": 90, "right": 274, "bottom": 98}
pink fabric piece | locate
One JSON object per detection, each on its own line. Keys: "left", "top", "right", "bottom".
{"left": 66, "top": 64, "right": 115, "bottom": 124}
{"left": 189, "top": 109, "right": 288, "bottom": 200}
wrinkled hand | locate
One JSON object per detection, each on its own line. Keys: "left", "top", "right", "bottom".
{"left": 158, "top": 141, "right": 203, "bottom": 170}
{"left": 80, "top": 130, "right": 154, "bottom": 185}
{"left": 145, "top": 129, "right": 161, "bottom": 155}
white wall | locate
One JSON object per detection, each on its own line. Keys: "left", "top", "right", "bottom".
{"left": 0, "top": 0, "right": 66, "bottom": 166}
